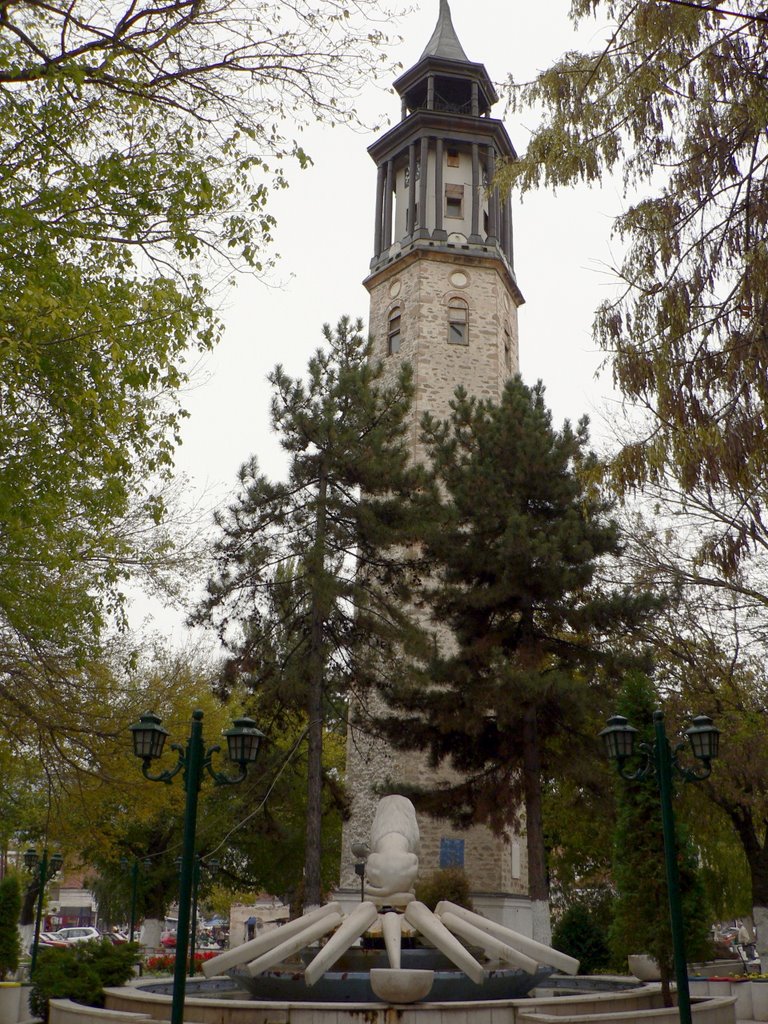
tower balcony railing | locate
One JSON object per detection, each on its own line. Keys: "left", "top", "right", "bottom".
{"left": 410, "top": 96, "right": 474, "bottom": 116}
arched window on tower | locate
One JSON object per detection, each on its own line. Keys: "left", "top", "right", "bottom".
{"left": 503, "top": 326, "right": 513, "bottom": 375}
{"left": 387, "top": 307, "right": 402, "bottom": 355}
{"left": 447, "top": 297, "right": 469, "bottom": 345}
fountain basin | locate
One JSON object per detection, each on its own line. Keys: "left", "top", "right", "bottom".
{"left": 227, "top": 946, "right": 554, "bottom": 1002}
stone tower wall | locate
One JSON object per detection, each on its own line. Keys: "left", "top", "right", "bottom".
{"left": 367, "top": 250, "right": 519, "bottom": 451}
{"left": 340, "top": 246, "right": 526, "bottom": 898}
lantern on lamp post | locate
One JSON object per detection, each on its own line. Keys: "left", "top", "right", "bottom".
{"left": 600, "top": 710, "right": 720, "bottom": 1024}
{"left": 24, "top": 847, "right": 64, "bottom": 975}
{"left": 129, "top": 709, "right": 263, "bottom": 1024}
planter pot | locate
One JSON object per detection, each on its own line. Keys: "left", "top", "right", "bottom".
{"left": 751, "top": 980, "right": 768, "bottom": 1021}
{"left": 708, "top": 980, "right": 733, "bottom": 997}
{"left": 628, "top": 954, "right": 661, "bottom": 981}
{"left": 688, "top": 979, "right": 710, "bottom": 998}
{"left": 733, "top": 980, "right": 754, "bottom": 1019}
{"left": 706, "top": 978, "right": 753, "bottom": 1018}
{"left": 0, "top": 981, "right": 21, "bottom": 1023}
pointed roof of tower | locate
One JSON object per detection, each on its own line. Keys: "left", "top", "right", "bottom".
{"left": 420, "top": 0, "right": 470, "bottom": 64}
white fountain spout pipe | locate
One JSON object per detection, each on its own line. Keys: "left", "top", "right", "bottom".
{"left": 435, "top": 902, "right": 580, "bottom": 975}
{"left": 439, "top": 912, "right": 538, "bottom": 974}
{"left": 404, "top": 901, "right": 484, "bottom": 984}
{"left": 202, "top": 902, "right": 342, "bottom": 978}
{"left": 382, "top": 912, "right": 402, "bottom": 970}
{"left": 246, "top": 913, "right": 343, "bottom": 977}
{"left": 304, "top": 901, "right": 379, "bottom": 986}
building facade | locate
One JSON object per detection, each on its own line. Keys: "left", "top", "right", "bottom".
{"left": 339, "top": 0, "right": 531, "bottom": 930}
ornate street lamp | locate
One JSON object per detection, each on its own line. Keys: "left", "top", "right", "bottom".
{"left": 600, "top": 710, "right": 720, "bottom": 1024}
{"left": 129, "top": 709, "right": 263, "bottom": 1024}
{"left": 120, "top": 856, "right": 152, "bottom": 943}
{"left": 24, "top": 848, "right": 64, "bottom": 974}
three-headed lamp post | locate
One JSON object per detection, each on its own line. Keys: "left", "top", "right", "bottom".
{"left": 24, "top": 847, "right": 64, "bottom": 975}
{"left": 600, "top": 710, "right": 720, "bottom": 1024}
{"left": 129, "top": 709, "right": 263, "bottom": 1024}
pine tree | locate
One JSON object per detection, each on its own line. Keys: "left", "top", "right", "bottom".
{"left": 374, "top": 377, "right": 655, "bottom": 935}
{"left": 193, "top": 316, "right": 427, "bottom": 907}
{"left": 609, "top": 671, "right": 711, "bottom": 1005}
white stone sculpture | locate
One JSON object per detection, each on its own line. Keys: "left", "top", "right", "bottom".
{"left": 202, "top": 795, "right": 580, "bottom": 1004}
{"left": 364, "top": 794, "right": 420, "bottom": 903}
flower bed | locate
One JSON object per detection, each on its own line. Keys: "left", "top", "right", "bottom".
{"left": 144, "top": 950, "right": 218, "bottom": 975}
{"left": 688, "top": 975, "right": 768, "bottom": 1020}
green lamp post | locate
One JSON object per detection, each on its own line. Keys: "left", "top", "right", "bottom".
{"left": 23, "top": 848, "right": 64, "bottom": 975}
{"left": 175, "top": 855, "right": 220, "bottom": 976}
{"left": 600, "top": 710, "right": 720, "bottom": 1024}
{"left": 120, "top": 856, "right": 152, "bottom": 943}
{"left": 129, "top": 709, "right": 263, "bottom": 1024}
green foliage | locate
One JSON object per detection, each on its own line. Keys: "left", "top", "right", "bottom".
{"left": 609, "top": 672, "right": 712, "bottom": 995}
{"left": 504, "top": 1, "right": 768, "bottom": 578}
{"left": 194, "top": 316, "right": 427, "bottom": 905}
{"left": 28, "top": 941, "right": 139, "bottom": 1021}
{"left": 0, "top": 874, "right": 21, "bottom": 980}
{"left": 544, "top": 773, "right": 615, "bottom": 908}
{"left": 0, "top": 0, "right": 402, "bottom": 767}
{"left": 415, "top": 868, "right": 474, "bottom": 913}
{"left": 551, "top": 897, "right": 613, "bottom": 975}
{"left": 374, "top": 377, "right": 656, "bottom": 901}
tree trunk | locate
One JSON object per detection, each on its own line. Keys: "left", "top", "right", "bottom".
{"left": 716, "top": 796, "right": 768, "bottom": 965}
{"left": 141, "top": 918, "right": 162, "bottom": 949}
{"left": 522, "top": 705, "right": 551, "bottom": 944}
{"left": 304, "top": 464, "right": 329, "bottom": 909}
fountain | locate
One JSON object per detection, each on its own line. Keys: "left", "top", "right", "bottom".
{"left": 103, "top": 796, "right": 729, "bottom": 1024}
{"left": 201, "top": 796, "right": 578, "bottom": 1004}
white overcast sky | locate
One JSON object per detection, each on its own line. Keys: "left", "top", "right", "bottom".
{"left": 133, "top": 0, "right": 628, "bottom": 637}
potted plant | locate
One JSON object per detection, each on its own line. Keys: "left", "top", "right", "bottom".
{"left": 0, "top": 874, "right": 23, "bottom": 1023}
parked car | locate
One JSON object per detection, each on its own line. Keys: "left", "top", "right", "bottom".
{"left": 55, "top": 926, "right": 101, "bottom": 944}
{"left": 31, "top": 932, "right": 69, "bottom": 953}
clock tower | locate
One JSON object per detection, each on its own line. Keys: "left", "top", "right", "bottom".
{"left": 340, "top": 0, "right": 531, "bottom": 931}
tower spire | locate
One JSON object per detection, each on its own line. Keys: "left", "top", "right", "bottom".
{"left": 420, "top": 0, "right": 470, "bottom": 63}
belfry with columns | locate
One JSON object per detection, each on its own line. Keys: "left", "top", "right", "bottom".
{"left": 339, "top": 0, "right": 532, "bottom": 932}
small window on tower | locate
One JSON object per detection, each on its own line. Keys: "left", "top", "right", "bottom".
{"left": 504, "top": 328, "right": 512, "bottom": 373}
{"left": 388, "top": 308, "right": 402, "bottom": 355}
{"left": 447, "top": 297, "right": 468, "bottom": 345}
{"left": 447, "top": 148, "right": 460, "bottom": 168}
{"left": 404, "top": 159, "right": 420, "bottom": 187}
{"left": 439, "top": 837, "right": 465, "bottom": 868}
{"left": 445, "top": 184, "right": 464, "bottom": 219}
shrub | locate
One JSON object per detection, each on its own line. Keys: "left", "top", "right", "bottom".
{"left": 552, "top": 900, "right": 612, "bottom": 975}
{"left": 415, "top": 867, "right": 474, "bottom": 912}
{"left": 28, "top": 940, "right": 139, "bottom": 1021}
{"left": 0, "top": 874, "right": 22, "bottom": 980}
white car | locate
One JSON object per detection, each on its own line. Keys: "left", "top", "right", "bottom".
{"left": 55, "top": 926, "right": 101, "bottom": 944}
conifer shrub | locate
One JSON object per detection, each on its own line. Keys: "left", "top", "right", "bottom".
{"left": 0, "top": 874, "right": 22, "bottom": 980}
{"left": 28, "top": 940, "right": 139, "bottom": 1021}
{"left": 551, "top": 899, "right": 613, "bottom": 974}
{"left": 415, "top": 867, "right": 474, "bottom": 912}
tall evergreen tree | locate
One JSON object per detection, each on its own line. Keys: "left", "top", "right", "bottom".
{"left": 374, "top": 377, "right": 655, "bottom": 938}
{"left": 192, "top": 316, "right": 427, "bottom": 906}
{"left": 609, "top": 671, "right": 711, "bottom": 1005}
